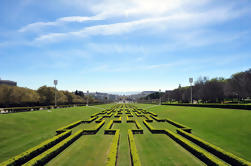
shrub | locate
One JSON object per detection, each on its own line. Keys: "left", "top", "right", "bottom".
{"left": 164, "top": 129, "right": 228, "bottom": 166}
{"left": 113, "top": 117, "right": 122, "bottom": 123}
{"left": 95, "top": 116, "right": 103, "bottom": 123}
{"left": 132, "top": 120, "right": 143, "bottom": 134}
{"left": 0, "top": 130, "right": 71, "bottom": 166}
{"left": 56, "top": 120, "right": 82, "bottom": 134}
{"left": 150, "top": 115, "right": 165, "bottom": 122}
{"left": 83, "top": 120, "right": 105, "bottom": 135}
{"left": 106, "top": 130, "right": 120, "bottom": 166}
{"left": 128, "top": 130, "right": 141, "bottom": 166}
{"left": 143, "top": 120, "right": 164, "bottom": 134}
{"left": 148, "top": 111, "right": 157, "bottom": 117}
{"left": 177, "top": 129, "right": 251, "bottom": 166}
{"left": 23, "top": 129, "right": 83, "bottom": 166}
{"left": 82, "top": 116, "right": 97, "bottom": 123}
{"left": 165, "top": 118, "right": 192, "bottom": 133}
{"left": 162, "top": 103, "right": 251, "bottom": 110}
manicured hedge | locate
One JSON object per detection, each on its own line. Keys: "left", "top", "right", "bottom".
{"left": 132, "top": 120, "right": 143, "bottom": 134}
{"left": 126, "top": 115, "right": 135, "bottom": 123}
{"left": 128, "top": 113, "right": 133, "bottom": 117}
{"left": 128, "top": 130, "right": 141, "bottom": 166}
{"left": 113, "top": 117, "right": 122, "bottom": 123}
{"left": 114, "top": 112, "right": 120, "bottom": 117}
{"left": 106, "top": 120, "right": 114, "bottom": 129}
{"left": 56, "top": 120, "right": 82, "bottom": 134}
{"left": 104, "top": 120, "right": 117, "bottom": 134}
{"left": 106, "top": 130, "right": 120, "bottom": 166}
{"left": 95, "top": 116, "right": 103, "bottom": 123}
{"left": 148, "top": 111, "right": 157, "bottom": 117}
{"left": 165, "top": 118, "right": 192, "bottom": 133}
{"left": 0, "top": 130, "right": 71, "bottom": 166}
{"left": 176, "top": 129, "right": 251, "bottom": 166}
{"left": 150, "top": 115, "right": 165, "bottom": 122}
{"left": 23, "top": 129, "right": 83, "bottom": 166}
{"left": 82, "top": 116, "right": 97, "bottom": 123}
{"left": 135, "top": 113, "right": 143, "bottom": 117}
{"left": 164, "top": 129, "right": 228, "bottom": 166}
{"left": 143, "top": 115, "right": 153, "bottom": 122}
{"left": 2, "top": 104, "right": 88, "bottom": 113}
{"left": 83, "top": 120, "right": 105, "bottom": 135}
{"left": 143, "top": 120, "right": 164, "bottom": 134}
{"left": 162, "top": 103, "right": 251, "bottom": 110}
{"left": 91, "top": 113, "right": 100, "bottom": 117}
{"left": 103, "top": 113, "right": 113, "bottom": 118}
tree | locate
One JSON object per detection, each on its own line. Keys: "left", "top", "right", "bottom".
{"left": 37, "top": 86, "right": 57, "bottom": 105}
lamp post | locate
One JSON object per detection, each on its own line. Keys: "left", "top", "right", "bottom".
{"left": 86, "top": 90, "right": 89, "bottom": 106}
{"left": 159, "top": 89, "right": 161, "bottom": 105}
{"left": 189, "top": 78, "right": 193, "bottom": 104}
{"left": 54, "top": 80, "right": 58, "bottom": 107}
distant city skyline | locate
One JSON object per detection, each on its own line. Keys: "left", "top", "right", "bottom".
{"left": 1, "top": 0, "right": 251, "bottom": 92}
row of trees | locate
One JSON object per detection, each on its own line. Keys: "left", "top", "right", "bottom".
{"left": 141, "top": 69, "right": 251, "bottom": 103}
{"left": 0, "top": 85, "right": 96, "bottom": 107}
{"left": 164, "top": 68, "right": 251, "bottom": 103}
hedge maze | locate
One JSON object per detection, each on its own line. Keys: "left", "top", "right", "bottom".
{"left": 1, "top": 104, "right": 251, "bottom": 166}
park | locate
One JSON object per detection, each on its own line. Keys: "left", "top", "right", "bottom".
{"left": 0, "top": 103, "right": 250, "bottom": 166}
{"left": 1, "top": 1, "right": 251, "bottom": 165}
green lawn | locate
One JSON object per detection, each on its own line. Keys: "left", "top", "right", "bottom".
{"left": 0, "top": 103, "right": 250, "bottom": 165}
{"left": 0, "top": 106, "right": 102, "bottom": 162}
{"left": 135, "top": 104, "right": 251, "bottom": 161}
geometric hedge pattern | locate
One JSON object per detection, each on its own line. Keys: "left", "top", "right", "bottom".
{"left": 1, "top": 104, "right": 250, "bottom": 166}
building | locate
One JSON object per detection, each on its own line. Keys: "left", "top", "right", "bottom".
{"left": 0, "top": 79, "right": 17, "bottom": 86}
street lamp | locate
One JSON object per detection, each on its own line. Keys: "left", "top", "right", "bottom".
{"left": 189, "top": 78, "right": 193, "bottom": 104}
{"left": 159, "top": 89, "right": 161, "bottom": 105}
{"left": 86, "top": 90, "right": 89, "bottom": 106}
{"left": 54, "top": 80, "right": 58, "bottom": 107}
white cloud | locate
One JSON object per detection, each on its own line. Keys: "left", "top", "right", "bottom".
{"left": 13, "top": 0, "right": 250, "bottom": 48}
{"left": 34, "top": 5, "right": 246, "bottom": 43}
{"left": 19, "top": 15, "right": 104, "bottom": 32}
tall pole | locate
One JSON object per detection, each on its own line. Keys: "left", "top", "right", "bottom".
{"left": 159, "top": 89, "right": 161, "bottom": 105}
{"left": 190, "top": 83, "right": 192, "bottom": 103}
{"left": 54, "top": 80, "right": 58, "bottom": 107}
{"left": 189, "top": 78, "right": 193, "bottom": 104}
{"left": 86, "top": 90, "right": 89, "bottom": 106}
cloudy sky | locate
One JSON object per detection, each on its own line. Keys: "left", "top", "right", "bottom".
{"left": 0, "top": 0, "right": 251, "bottom": 93}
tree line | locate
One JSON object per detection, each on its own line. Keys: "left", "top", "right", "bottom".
{"left": 144, "top": 69, "right": 251, "bottom": 103}
{"left": 0, "top": 85, "right": 96, "bottom": 107}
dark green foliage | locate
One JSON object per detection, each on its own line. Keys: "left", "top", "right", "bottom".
{"left": 163, "top": 103, "right": 251, "bottom": 110}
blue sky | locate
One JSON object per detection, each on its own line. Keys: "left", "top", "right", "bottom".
{"left": 0, "top": 0, "right": 251, "bottom": 94}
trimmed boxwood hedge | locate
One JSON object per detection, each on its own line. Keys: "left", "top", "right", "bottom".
{"left": 23, "top": 129, "right": 83, "bottom": 166}
{"left": 143, "top": 120, "right": 164, "bottom": 134}
{"left": 82, "top": 116, "right": 97, "bottom": 123}
{"left": 148, "top": 111, "right": 157, "bottom": 117}
{"left": 150, "top": 115, "right": 165, "bottom": 122}
{"left": 126, "top": 115, "right": 135, "bottom": 123}
{"left": 162, "top": 103, "right": 251, "bottom": 110}
{"left": 132, "top": 120, "right": 143, "bottom": 134}
{"left": 128, "top": 130, "right": 141, "bottom": 166}
{"left": 106, "top": 130, "right": 120, "bottom": 166}
{"left": 0, "top": 130, "right": 71, "bottom": 166}
{"left": 56, "top": 120, "right": 82, "bottom": 134}
{"left": 165, "top": 118, "right": 192, "bottom": 133}
{"left": 2, "top": 104, "right": 87, "bottom": 113}
{"left": 164, "top": 129, "right": 228, "bottom": 166}
{"left": 176, "top": 129, "right": 251, "bottom": 166}
{"left": 95, "top": 116, "right": 104, "bottom": 123}
{"left": 113, "top": 117, "right": 122, "bottom": 123}
{"left": 104, "top": 120, "right": 117, "bottom": 135}
{"left": 143, "top": 115, "right": 153, "bottom": 122}
{"left": 83, "top": 120, "right": 105, "bottom": 135}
